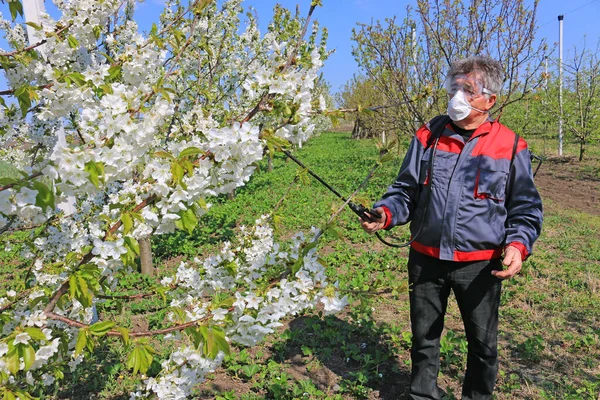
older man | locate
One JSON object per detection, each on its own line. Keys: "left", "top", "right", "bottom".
{"left": 361, "top": 56, "right": 543, "bottom": 399}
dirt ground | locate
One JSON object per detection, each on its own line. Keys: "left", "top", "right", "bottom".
{"left": 534, "top": 156, "right": 600, "bottom": 215}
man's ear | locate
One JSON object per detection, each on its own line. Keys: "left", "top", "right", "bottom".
{"left": 486, "top": 94, "right": 497, "bottom": 110}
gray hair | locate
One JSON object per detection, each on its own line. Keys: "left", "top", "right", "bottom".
{"left": 446, "top": 56, "right": 504, "bottom": 95}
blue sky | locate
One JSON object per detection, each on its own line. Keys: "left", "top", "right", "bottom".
{"left": 4, "top": 0, "right": 600, "bottom": 92}
{"left": 139, "top": 0, "right": 600, "bottom": 91}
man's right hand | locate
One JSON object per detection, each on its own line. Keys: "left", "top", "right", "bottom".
{"left": 360, "top": 207, "right": 387, "bottom": 233}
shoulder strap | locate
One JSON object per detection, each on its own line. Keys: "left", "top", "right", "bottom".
{"left": 425, "top": 115, "right": 451, "bottom": 149}
{"left": 509, "top": 133, "right": 520, "bottom": 171}
{"left": 506, "top": 133, "right": 520, "bottom": 195}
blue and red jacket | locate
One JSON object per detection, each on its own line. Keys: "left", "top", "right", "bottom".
{"left": 374, "top": 117, "right": 543, "bottom": 262}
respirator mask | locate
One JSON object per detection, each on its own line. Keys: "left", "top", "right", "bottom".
{"left": 445, "top": 75, "right": 492, "bottom": 121}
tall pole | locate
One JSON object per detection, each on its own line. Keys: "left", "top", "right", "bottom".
{"left": 558, "top": 15, "right": 564, "bottom": 156}
{"left": 22, "top": 0, "right": 45, "bottom": 46}
{"left": 544, "top": 56, "right": 548, "bottom": 91}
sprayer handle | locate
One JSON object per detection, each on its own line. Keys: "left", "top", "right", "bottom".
{"left": 350, "top": 203, "right": 382, "bottom": 223}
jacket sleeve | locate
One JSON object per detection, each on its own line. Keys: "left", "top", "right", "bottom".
{"left": 504, "top": 146, "right": 543, "bottom": 259}
{"left": 373, "top": 134, "right": 425, "bottom": 229}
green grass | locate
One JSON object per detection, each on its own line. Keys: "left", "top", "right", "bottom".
{"left": 1, "top": 131, "right": 599, "bottom": 399}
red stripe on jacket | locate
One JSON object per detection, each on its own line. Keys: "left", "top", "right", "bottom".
{"left": 411, "top": 241, "right": 503, "bottom": 262}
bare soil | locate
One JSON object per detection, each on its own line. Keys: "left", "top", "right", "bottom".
{"left": 534, "top": 156, "right": 600, "bottom": 215}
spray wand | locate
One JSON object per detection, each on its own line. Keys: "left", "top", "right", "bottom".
{"left": 281, "top": 150, "right": 382, "bottom": 223}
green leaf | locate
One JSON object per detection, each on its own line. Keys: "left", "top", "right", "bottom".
{"left": 127, "top": 344, "right": 154, "bottom": 375}
{"left": 67, "top": 35, "right": 79, "bottom": 49}
{"left": 74, "top": 329, "right": 87, "bottom": 356}
{"left": 170, "top": 161, "right": 184, "bottom": 184}
{"left": 24, "top": 327, "right": 48, "bottom": 341}
{"left": 3, "top": 390, "right": 17, "bottom": 400}
{"left": 93, "top": 25, "right": 102, "bottom": 40}
{"left": 380, "top": 151, "right": 394, "bottom": 164}
{"left": 5, "top": 348, "right": 20, "bottom": 374}
{"left": 27, "top": 86, "right": 39, "bottom": 101}
{"left": 200, "top": 325, "right": 230, "bottom": 358}
{"left": 185, "top": 327, "right": 203, "bottom": 349}
{"left": 223, "top": 261, "right": 237, "bottom": 277}
{"left": 84, "top": 160, "right": 105, "bottom": 188}
{"left": 123, "top": 236, "right": 140, "bottom": 256}
{"left": 15, "top": 390, "right": 37, "bottom": 400}
{"left": 241, "top": 364, "right": 261, "bottom": 378}
{"left": 117, "top": 327, "right": 130, "bottom": 346}
{"left": 25, "top": 21, "right": 43, "bottom": 31}
{"left": 79, "top": 263, "right": 100, "bottom": 278}
{"left": 32, "top": 181, "right": 55, "bottom": 212}
{"left": 99, "top": 52, "right": 115, "bottom": 64}
{"left": 19, "top": 344, "right": 35, "bottom": 371}
{"left": 77, "top": 275, "right": 93, "bottom": 308}
{"left": 194, "top": 0, "right": 213, "bottom": 14}
{"left": 8, "top": 0, "right": 23, "bottom": 21}
{"left": 153, "top": 150, "right": 174, "bottom": 159}
{"left": 265, "top": 134, "right": 291, "bottom": 151}
{"left": 89, "top": 321, "right": 115, "bottom": 336}
{"left": 67, "top": 72, "right": 86, "bottom": 87}
{"left": 197, "top": 197, "right": 208, "bottom": 210}
{"left": 69, "top": 275, "right": 77, "bottom": 300}
{"left": 176, "top": 207, "right": 198, "bottom": 235}
{"left": 107, "top": 65, "right": 121, "bottom": 82}
{"left": 121, "top": 213, "right": 133, "bottom": 235}
{"left": 158, "top": 88, "right": 171, "bottom": 102}
{"left": 15, "top": 85, "right": 31, "bottom": 118}
{"left": 179, "top": 147, "right": 204, "bottom": 159}
{"left": 0, "top": 178, "right": 18, "bottom": 186}
{"left": 291, "top": 258, "right": 303, "bottom": 275}
{"left": 181, "top": 160, "right": 194, "bottom": 176}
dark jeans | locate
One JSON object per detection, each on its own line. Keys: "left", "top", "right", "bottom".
{"left": 407, "top": 249, "right": 502, "bottom": 400}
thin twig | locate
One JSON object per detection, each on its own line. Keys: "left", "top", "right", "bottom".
{"left": 0, "top": 24, "right": 72, "bottom": 57}
{"left": 0, "top": 172, "right": 43, "bottom": 192}
{"left": 0, "top": 83, "right": 53, "bottom": 96}
{"left": 45, "top": 306, "right": 234, "bottom": 338}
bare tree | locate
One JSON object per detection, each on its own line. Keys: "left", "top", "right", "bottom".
{"left": 337, "top": 75, "right": 389, "bottom": 139}
{"left": 351, "top": 0, "right": 548, "bottom": 135}
{"left": 559, "top": 42, "right": 600, "bottom": 161}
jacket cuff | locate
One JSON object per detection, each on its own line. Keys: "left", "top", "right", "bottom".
{"left": 505, "top": 242, "right": 529, "bottom": 260}
{"left": 381, "top": 206, "right": 393, "bottom": 230}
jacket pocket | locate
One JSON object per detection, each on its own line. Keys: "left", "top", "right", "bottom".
{"left": 474, "top": 168, "right": 508, "bottom": 202}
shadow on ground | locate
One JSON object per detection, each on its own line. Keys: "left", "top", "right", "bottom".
{"left": 271, "top": 314, "right": 415, "bottom": 399}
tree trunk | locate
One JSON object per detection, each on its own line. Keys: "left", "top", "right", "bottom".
{"left": 228, "top": 191, "right": 235, "bottom": 200}
{"left": 267, "top": 155, "right": 273, "bottom": 172}
{"left": 352, "top": 118, "right": 359, "bottom": 138}
{"left": 139, "top": 236, "right": 154, "bottom": 276}
{"left": 579, "top": 140, "right": 585, "bottom": 161}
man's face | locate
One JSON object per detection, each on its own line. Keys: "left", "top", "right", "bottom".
{"left": 446, "top": 73, "right": 497, "bottom": 122}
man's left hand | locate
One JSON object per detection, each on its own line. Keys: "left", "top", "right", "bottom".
{"left": 492, "top": 246, "right": 522, "bottom": 279}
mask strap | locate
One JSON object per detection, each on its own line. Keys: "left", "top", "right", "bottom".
{"left": 470, "top": 105, "right": 488, "bottom": 114}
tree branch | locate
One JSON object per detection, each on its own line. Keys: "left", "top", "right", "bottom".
{"left": 45, "top": 307, "right": 234, "bottom": 338}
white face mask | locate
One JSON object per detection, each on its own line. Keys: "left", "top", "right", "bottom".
{"left": 446, "top": 90, "right": 487, "bottom": 122}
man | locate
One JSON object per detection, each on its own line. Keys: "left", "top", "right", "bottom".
{"left": 361, "top": 56, "right": 543, "bottom": 400}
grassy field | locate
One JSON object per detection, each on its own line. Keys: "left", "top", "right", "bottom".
{"left": 1, "top": 132, "right": 599, "bottom": 399}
